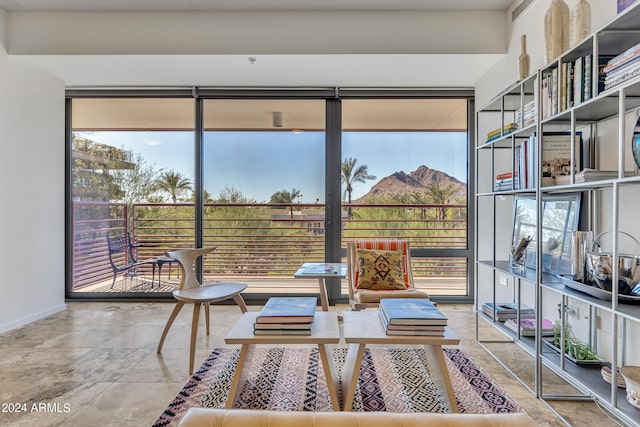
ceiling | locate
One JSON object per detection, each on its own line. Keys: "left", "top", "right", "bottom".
{"left": 0, "top": 0, "right": 515, "bottom": 12}
{"left": 3, "top": 0, "right": 513, "bottom": 132}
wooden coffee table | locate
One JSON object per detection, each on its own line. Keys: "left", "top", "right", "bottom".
{"left": 341, "top": 310, "right": 461, "bottom": 412}
{"left": 224, "top": 311, "right": 341, "bottom": 410}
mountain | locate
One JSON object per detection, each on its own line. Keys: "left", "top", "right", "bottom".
{"left": 355, "top": 165, "right": 466, "bottom": 202}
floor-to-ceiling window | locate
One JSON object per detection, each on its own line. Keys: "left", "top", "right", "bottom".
{"left": 66, "top": 90, "right": 473, "bottom": 302}
{"left": 68, "top": 97, "right": 195, "bottom": 297}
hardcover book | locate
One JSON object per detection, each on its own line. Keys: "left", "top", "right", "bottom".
{"left": 253, "top": 322, "right": 313, "bottom": 330}
{"left": 253, "top": 329, "right": 312, "bottom": 336}
{"left": 256, "top": 297, "right": 317, "bottom": 323}
{"left": 379, "top": 298, "right": 447, "bottom": 326}
{"left": 378, "top": 309, "right": 445, "bottom": 335}
{"left": 482, "top": 302, "right": 535, "bottom": 321}
{"left": 504, "top": 318, "right": 554, "bottom": 337}
{"left": 541, "top": 132, "right": 582, "bottom": 186}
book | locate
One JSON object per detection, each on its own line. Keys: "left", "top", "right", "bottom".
{"left": 486, "top": 123, "right": 518, "bottom": 142}
{"left": 253, "top": 322, "right": 313, "bottom": 330}
{"left": 555, "top": 168, "right": 634, "bottom": 185}
{"left": 504, "top": 318, "right": 554, "bottom": 337}
{"left": 541, "top": 132, "right": 582, "bottom": 186}
{"left": 256, "top": 297, "right": 317, "bottom": 323}
{"left": 583, "top": 54, "right": 592, "bottom": 101}
{"left": 253, "top": 329, "right": 312, "bottom": 336}
{"left": 378, "top": 308, "right": 445, "bottom": 336}
{"left": 573, "top": 56, "right": 583, "bottom": 106}
{"left": 482, "top": 302, "right": 535, "bottom": 322}
{"left": 379, "top": 298, "right": 447, "bottom": 326}
{"left": 496, "top": 171, "right": 517, "bottom": 180}
{"left": 618, "top": 0, "right": 636, "bottom": 13}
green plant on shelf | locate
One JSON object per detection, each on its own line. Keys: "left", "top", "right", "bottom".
{"left": 552, "top": 320, "right": 601, "bottom": 361}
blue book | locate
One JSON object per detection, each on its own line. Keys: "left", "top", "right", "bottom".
{"left": 379, "top": 298, "right": 447, "bottom": 326}
{"left": 256, "top": 297, "right": 317, "bottom": 323}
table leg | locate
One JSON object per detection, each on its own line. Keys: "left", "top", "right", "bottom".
{"left": 317, "top": 344, "right": 340, "bottom": 410}
{"left": 341, "top": 343, "right": 366, "bottom": 411}
{"left": 225, "top": 344, "right": 253, "bottom": 409}
{"left": 318, "top": 278, "right": 329, "bottom": 311}
{"left": 424, "top": 344, "right": 459, "bottom": 413}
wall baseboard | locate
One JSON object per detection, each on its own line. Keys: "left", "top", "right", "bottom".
{"left": 0, "top": 304, "right": 67, "bottom": 334}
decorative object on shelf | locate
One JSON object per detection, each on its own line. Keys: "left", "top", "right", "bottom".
{"left": 570, "top": 0, "right": 591, "bottom": 47}
{"left": 569, "top": 231, "right": 592, "bottom": 282}
{"left": 544, "top": 0, "right": 570, "bottom": 63}
{"left": 601, "top": 366, "right": 626, "bottom": 388}
{"left": 546, "top": 320, "right": 606, "bottom": 365}
{"left": 519, "top": 34, "right": 530, "bottom": 81}
{"left": 512, "top": 194, "right": 580, "bottom": 273}
{"left": 632, "top": 116, "right": 640, "bottom": 168}
{"left": 558, "top": 274, "right": 640, "bottom": 303}
{"left": 586, "top": 231, "right": 640, "bottom": 291}
{"left": 620, "top": 366, "right": 640, "bottom": 409}
{"left": 510, "top": 236, "right": 530, "bottom": 272}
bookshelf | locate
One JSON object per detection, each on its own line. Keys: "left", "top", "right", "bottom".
{"left": 475, "top": 3, "right": 640, "bottom": 425}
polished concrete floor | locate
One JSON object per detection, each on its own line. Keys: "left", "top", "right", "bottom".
{"left": 0, "top": 302, "right": 624, "bottom": 426}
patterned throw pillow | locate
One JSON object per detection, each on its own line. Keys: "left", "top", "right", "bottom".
{"left": 355, "top": 248, "right": 406, "bottom": 290}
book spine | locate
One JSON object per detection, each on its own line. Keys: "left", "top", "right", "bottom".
{"left": 573, "top": 57, "right": 583, "bottom": 106}
{"left": 583, "top": 55, "right": 592, "bottom": 101}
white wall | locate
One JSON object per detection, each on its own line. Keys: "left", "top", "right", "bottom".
{"left": 0, "top": 8, "right": 66, "bottom": 333}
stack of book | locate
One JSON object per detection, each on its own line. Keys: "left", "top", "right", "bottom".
{"left": 486, "top": 123, "right": 518, "bottom": 143}
{"left": 515, "top": 100, "right": 536, "bottom": 128}
{"left": 555, "top": 168, "right": 634, "bottom": 185}
{"left": 481, "top": 302, "right": 535, "bottom": 322}
{"left": 494, "top": 171, "right": 519, "bottom": 192}
{"left": 378, "top": 298, "right": 447, "bottom": 336}
{"left": 604, "top": 42, "right": 640, "bottom": 91}
{"left": 504, "top": 318, "right": 554, "bottom": 337}
{"left": 253, "top": 296, "right": 317, "bottom": 335}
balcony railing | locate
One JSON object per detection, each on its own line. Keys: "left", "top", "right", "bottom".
{"left": 71, "top": 202, "right": 468, "bottom": 293}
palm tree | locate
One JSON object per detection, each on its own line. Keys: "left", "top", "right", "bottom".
{"left": 410, "top": 192, "right": 431, "bottom": 220}
{"left": 269, "top": 188, "right": 302, "bottom": 220}
{"left": 156, "top": 170, "right": 192, "bottom": 203}
{"left": 341, "top": 157, "right": 376, "bottom": 218}
{"left": 425, "top": 184, "right": 458, "bottom": 220}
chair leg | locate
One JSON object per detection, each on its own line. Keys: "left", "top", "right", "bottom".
{"left": 111, "top": 273, "right": 117, "bottom": 289}
{"left": 157, "top": 301, "right": 186, "bottom": 354}
{"left": 189, "top": 303, "right": 201, "bottom": 375}
{"left": 204, "top": 302, "right": 210, "bottom": 335}
{"left": 232, "top": 294, "right": 248, "bottom": 313}
{"left": 151, "top": 263, "right": 157, "bottom": 288}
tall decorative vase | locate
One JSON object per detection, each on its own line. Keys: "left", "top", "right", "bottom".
{"left": 571, "top": 0, "right": 591, "bottom": 47}
{"left": 519, "top": 34, "right": 531, "bottom": 81}
{"left": 544, "top": 0, "right": 570, "bottom": 63}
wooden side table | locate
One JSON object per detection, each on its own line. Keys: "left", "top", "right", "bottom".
{"left": 294, "top": 263, "right": 347, "bottom": 311}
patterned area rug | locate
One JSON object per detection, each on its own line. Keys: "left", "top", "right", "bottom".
{"left": 153, "top": 347, "right": 522, "bottom": 426}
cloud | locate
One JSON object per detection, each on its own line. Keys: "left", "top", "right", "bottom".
{"left": 144, "top": 139, "right": 162, "bottom": 146}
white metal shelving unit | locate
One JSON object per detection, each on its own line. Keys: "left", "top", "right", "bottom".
{"left": 475, "top": 4, "right": 640, "bottom": 426}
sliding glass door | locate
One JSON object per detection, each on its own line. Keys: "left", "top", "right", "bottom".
{"left": 341, "top": 98, "right": 471, "bottom": 296}
{"left": 202, "top": 100, "right": 327, "bottom": 297}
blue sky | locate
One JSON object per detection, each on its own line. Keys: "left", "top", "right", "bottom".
{"left": 78, "top": 130, "right": 467, "bottom": 203}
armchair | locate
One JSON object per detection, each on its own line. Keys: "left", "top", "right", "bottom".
{"left": 347, "top": 240, "right": 429, "bottom": 310}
